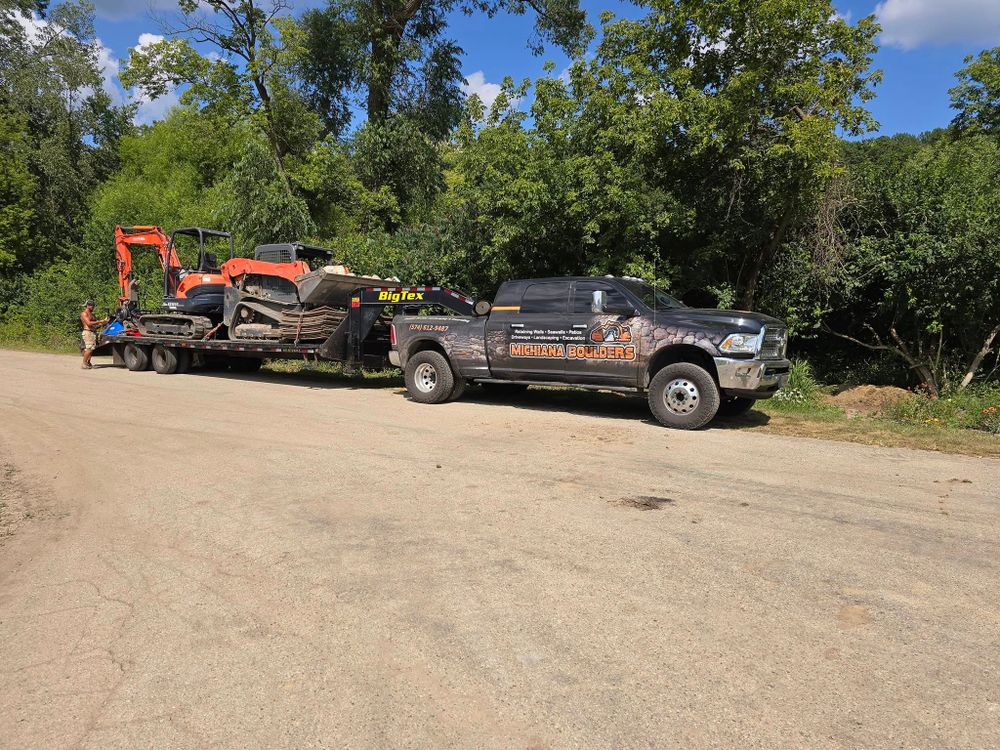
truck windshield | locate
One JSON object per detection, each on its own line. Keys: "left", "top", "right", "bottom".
{"left": 619, "top": 280, "right": 686, "bottom": 310}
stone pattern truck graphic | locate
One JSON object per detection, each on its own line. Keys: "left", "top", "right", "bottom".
{"left": 391, "top": 276, "right": 790, "bottom": 428}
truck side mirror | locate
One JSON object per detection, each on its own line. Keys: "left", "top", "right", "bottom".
{"left": 591, "top": 290, "right": 606, "bottom": 314}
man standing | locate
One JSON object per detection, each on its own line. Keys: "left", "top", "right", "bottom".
{"left": 80, "top": 300, "right": 108, "bottom": 370}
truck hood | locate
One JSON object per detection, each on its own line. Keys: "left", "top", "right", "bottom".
{"left": 652, "top": 308, "right": 785, "bottom": 335}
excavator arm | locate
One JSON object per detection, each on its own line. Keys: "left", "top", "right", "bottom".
{"left": 114, "top": 225, "right": 179, "bottom": 304}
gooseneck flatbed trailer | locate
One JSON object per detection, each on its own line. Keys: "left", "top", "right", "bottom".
{"left": 99, "top": 285, "right": 488, "bottom": 375}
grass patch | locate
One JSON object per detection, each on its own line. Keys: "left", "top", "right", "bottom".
{"left": 0, "top": 320, "right": 79, "bottom": 354}
{"left": 745, "top": 409, "right": 1000, "bottom": 458}
{"left": 261, "top": 358, "right": 403, "bottom": 388}
{"left": 878, "top": 386, "right": 1000, "bottom": 434}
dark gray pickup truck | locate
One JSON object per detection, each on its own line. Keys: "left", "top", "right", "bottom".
{"left": 389, "top": 276, "right": 791, "bottom": 429}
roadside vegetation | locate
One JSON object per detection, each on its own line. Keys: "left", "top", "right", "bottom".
{"left": 1, "top": 1, "right": 998, "bottom": 452}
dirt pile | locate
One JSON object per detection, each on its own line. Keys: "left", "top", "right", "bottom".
{"left": 823, "top": 384, "right": 911, "bottom": 416}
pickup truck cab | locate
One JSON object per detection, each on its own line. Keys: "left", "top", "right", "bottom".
{"left": 390, "top": 276, "right": 790, "bottom": 429}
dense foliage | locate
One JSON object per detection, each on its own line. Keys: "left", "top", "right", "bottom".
{"left": 1, "top": 0, "right": 998, "bottom": 391}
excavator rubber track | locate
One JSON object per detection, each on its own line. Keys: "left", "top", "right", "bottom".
{"left": 138, "top": 314, "right": 214, "bottom": 339}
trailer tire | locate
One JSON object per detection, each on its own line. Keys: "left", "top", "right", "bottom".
{"left": 174, "top": 348, "right": 191, "bottom": 374}
{"left": 151, "top": 345, "right": 181, "bottom": 375}
{"left": 228, "top": 357, "right": 262, "bottom": 373}
{"left": 648, "top": 362, "right": 720, "bottom": 429}
{"left": 123, "top": 343, "right": 150, "bottom": 372}
{"left": 405, "top": 350, "right": 455, "bottom": 404}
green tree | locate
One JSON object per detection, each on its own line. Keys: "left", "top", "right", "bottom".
{"left": 0, "top": 0, "right": 131, "bottom": 271}
{"left": 299, "top": 0, "right": 590, "bottom": 133}
{"left": 122, "top": 1, "right": 321, "bottom": 199}
{"left": 445, "top": 1, "right": 881, "bottom": 305}
{"left": 951, "top": 46, "right": 1000, "bottom": 133}
{"left": 820, "top": 133, "right": 1000, "bottom": 391}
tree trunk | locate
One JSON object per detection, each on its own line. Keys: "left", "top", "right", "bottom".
{"left": 738, "top": 198, "right": 795, "bottom": 310}
{"left": 366, "top": 0, "right": 419, "bottom": 125}
{"left": 252, "top": 77, "right": 294, "bottom": 199}
{"left": 959, "top": 322, "right": 1000, "bottom": 389}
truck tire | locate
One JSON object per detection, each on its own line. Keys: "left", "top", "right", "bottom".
{"left": 648, "top": 362, "right": 721, "bottom": 429}
{"left": 717, "top": 396, "right": 755, "bottom": 417}
{"left": 123, "top": 343, "right": 150, "bottom": 372}
{"left": 449, "top": 375, "right": 467, "bottom": 402}
{"left": 228, "top": 357, "right": 262, "bottom": 373}
{"left": 405, "top": 350, "right": 455, "bottom": 404}
{"left": 151, "top": 345, "right": 181, "bottom": 374}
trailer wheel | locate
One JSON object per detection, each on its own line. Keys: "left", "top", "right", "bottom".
{"left": 228, "top": 357, "right": 262, "bottom": 373}
{"left": 174, "top": 349, "right": 192, "bottom": 374}
{"left": 405, "top": 350, "right": 455, "bottom": 404}
{"left": 647, "top": 362, "right": 720, "bottom": 429}
{"left": 151, "top": 345, "right": 181, "bottom": 375}
{"left": 123, "top": 343, "right": 150, "bottom": 372}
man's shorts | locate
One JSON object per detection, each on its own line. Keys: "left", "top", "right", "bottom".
{"left": 81, "top": 330, "right": 97, "bottom": 351}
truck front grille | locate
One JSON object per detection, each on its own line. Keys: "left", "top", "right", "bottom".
{"left": 760, "top": 326, "right": 787, "bottom": 360}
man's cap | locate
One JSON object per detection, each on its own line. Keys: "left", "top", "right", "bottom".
{"left": 84, "top": 299, "right": 95, "bottom": 307}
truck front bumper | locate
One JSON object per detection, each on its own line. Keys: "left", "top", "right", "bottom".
{"left": 714, "top": 357, "right": 791, "bottom": 399}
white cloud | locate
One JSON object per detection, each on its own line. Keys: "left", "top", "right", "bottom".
{"left": 136, "top": 32, "right": 165, "bottom": 51}
{"left": 14, "top": 11, "right": 124, "bottom": 106}
{"left": 134, "top": 89, "right": 181, "bottom": 125}
{"left": 94, "top": 39, "right": 125, "bottom": 106}
{"left": 876, "top": 0, "right": 1000, "bottom": 49}
{"left": 462, "top": 71, "right": 503, "bottom": 111}
{"left": 127, "top": 32, "right": 180, "bottom": 125}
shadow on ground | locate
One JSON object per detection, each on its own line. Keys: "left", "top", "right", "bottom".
{"left": 103, "top": 358, "right": 771, "bottom": 429}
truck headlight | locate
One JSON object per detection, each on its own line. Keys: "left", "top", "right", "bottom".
{"left": 720, "top": 332, "right": 761, "bottom": 355}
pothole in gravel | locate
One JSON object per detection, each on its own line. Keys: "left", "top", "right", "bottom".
{"left": 611, "top": 495, "right": 675, "bottom": 511}
{"left": 0, "top": 461, "right": 57, "bottom": 544}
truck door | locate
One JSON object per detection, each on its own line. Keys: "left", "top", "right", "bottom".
{"left": 485, "top": 280, "right": 570, "bottom": 381}
{"left": 564, "top": 280, "right": 641, "bottom": 385}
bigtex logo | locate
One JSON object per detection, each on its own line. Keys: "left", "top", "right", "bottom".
{"left": 378, "top": 290, "right": 425, "bottom": 303}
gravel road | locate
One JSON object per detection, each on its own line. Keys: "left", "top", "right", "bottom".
{"left": 1, "top": 349, "right": 998, "bottom": 749}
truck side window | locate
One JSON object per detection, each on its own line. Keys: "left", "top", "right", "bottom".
{"left": 521, "top": 282, "right": 570, "bottom": 314}
{"left": 573, "top": 282, "right": 629, "bottom": 314}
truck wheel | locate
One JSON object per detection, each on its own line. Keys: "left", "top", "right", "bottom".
{"left": 151, "top": 345, "right": 180, "bottom": 374}
{"left": 228, "top": 358, "right": 262, "bottom": 373}
{"left": 717, "top": 396, "right": 755, "bottom": 417}
{"left": 449, "top": 376, "right": 467, "bottom": 402}
{"left": 123, "top": 343, "right": 150, "bottom": 372}
{"left": 648, "top": 362, "right": 721, "bottom": 429}
{"left": 405, "top": 350, "right": 455, "bottom": 404}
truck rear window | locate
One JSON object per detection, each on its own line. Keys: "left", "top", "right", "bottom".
{"left": 521, "top": 282, "right": 570, "bottom": 313}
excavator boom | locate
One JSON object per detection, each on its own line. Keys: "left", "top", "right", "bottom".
{"left": 114, "top": 225, "right": 179, "bottom": 303}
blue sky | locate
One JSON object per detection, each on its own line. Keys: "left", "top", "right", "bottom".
{"left": 80, "top": 0, "right": 1000, "bottom": 135}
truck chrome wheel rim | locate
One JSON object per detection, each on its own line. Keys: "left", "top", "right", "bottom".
{"left": 413, "top": 363, "right": 438, "bottom": 393}
{"left": 664, "top": 378, "right": 699, "bottom": 415}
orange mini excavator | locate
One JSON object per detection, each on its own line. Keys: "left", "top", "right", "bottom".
{"left": 114, "top": 225, "right": 234, "bottom": 338}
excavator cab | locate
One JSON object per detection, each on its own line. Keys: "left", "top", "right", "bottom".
{"left": 162, "top": 227, "right": 234, "bottom": 316}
